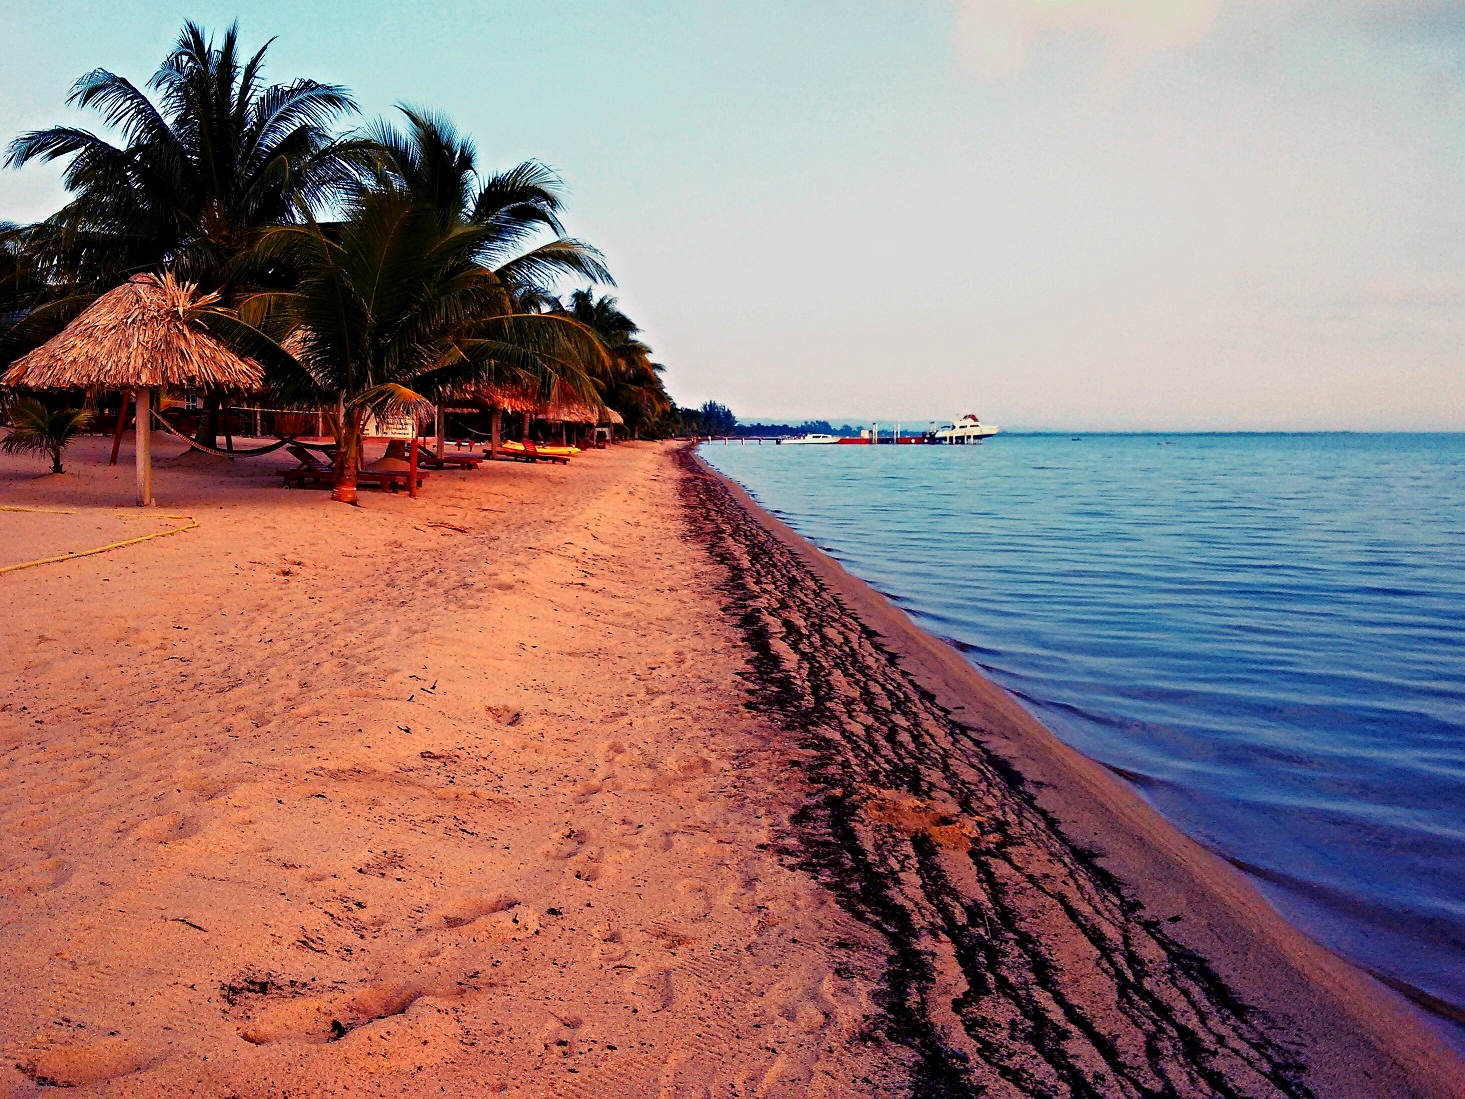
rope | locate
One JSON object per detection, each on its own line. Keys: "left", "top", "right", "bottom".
{"left": 148, "top": 409, "right": 335, "bottom": 455}
{"left": 0, "top": 505, "right": 198, "bottom": 576}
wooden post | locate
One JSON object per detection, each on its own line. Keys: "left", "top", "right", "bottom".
{"left": 522, "top": 410, "right": 531, "bottom": 442}
{"left": 135, "top": 388, "right": 153, "bottom": 506}
{"left": 408, "top": 438, "right": 419, "bottom": 499}
{"left": 224, "top": 400, "right": 234, "bottom": 455}
{"left": 490, "top": 407, "right": 502, "bottom": 460}
{"left": 435, "top": 401, "right": 445, "bottom": 460}
{"left": 109, "top": 390, "right": 132, "bottom": 466}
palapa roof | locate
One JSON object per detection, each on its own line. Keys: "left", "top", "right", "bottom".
{"left": 461, "top": 382, "right": 542, "bottom": 414}
{"left": 541, "top": 395, "right": 599, "bottom": 425}
{"left": 459, "top": 380, "right": 603, "bottom": 423}
{"left": 2, "top": 273, "right": 265, "bottom": 391}
{"left": 600, "top": 407, "right": 625, "bottom": 426}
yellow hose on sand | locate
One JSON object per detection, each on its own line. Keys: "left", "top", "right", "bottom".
{"left": 0, "top": 505, "right": 198, "bottom": 576}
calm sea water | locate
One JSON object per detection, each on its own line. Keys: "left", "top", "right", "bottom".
{"left": 701, "top": 433, "right": 1465, "bottom": 1039}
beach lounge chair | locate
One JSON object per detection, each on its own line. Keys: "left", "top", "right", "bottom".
{"left": 357, "top": 465, "right": 429, "bottom": 492}
{"left": 281, "top": 444, "right": 334, "bottom": 489}
{"left": 417, "top": 450, "right": 482, "bottom": 470}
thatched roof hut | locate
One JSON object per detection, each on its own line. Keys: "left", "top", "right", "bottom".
{"left": 2, "top": 272, "right": 265, "bottom": 391}
{"left": 541, "top": 395, "right": 599, "bottom": 425}
{"left": 462, "top": 382, "right": 541, "bottom": 415}
{"left": 600, "top": 407, "right": 625, "bottom": 426}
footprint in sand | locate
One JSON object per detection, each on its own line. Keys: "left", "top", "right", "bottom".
{"left": 755, "top": 1052, "right": 816, "bottom": 1098}
{"left": 673, "top": 879, "right": 711, "bottom": 919}
{"left": 539, "top": 825, "right": 585, "bottom": 860}
{"left": 439, "top": 891, "right": 518, "bottom": 929}
{"left": 627, "top": 968, "right": 673, "bottom": 1013}
{"left": 568, "top": 846, "right": 603, "bottom": 882}
{"left": 536, "top": 1013, "right": 583, "bottom": 1057}
{"left": 17, "top": 1037, "right": 148, "bottom": 1088}
{"left": 239, "top": 981, "right": 424, "bottom": 1045}
{"left": 2, "top": 856, "right": 70, "bottom": 898}
{"left": 593, "top": 925, "right": 626, "bottom": 962}
{"left": 131, "top": 810, "right": 194, "bottom": 843}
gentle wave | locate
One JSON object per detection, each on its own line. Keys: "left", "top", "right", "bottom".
{"left": 702, "top": 433, "right": 1465, "bottom": 1042}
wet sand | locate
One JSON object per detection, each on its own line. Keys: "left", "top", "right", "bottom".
{"left": 0, "top": 435, "right": 1458, "bottom": 1095}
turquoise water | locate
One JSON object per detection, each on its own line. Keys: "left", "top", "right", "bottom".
{"left": 700, "top": 433, "right": 1465, "bottom": 1037}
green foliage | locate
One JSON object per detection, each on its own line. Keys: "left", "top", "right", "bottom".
{"left": 5, "top": 21, "right": 360, "bottom": 295}
{"left": 561, "top": 290, "right": 672, "bottom": 436}
{"left": 196, "top": 112, "right": 613, "bottom": 501}
{"left": 0, "top": 21, "right": 741, "bottom": 465}
{"left": 1, "top": 398, "right": 93, "bottom": 473}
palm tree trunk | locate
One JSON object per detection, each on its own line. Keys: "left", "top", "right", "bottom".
{"left": 135, "top": 388, "right": 154, "bottom": 507}
{"left": 490, "top": 408, "right": 502, "bottom": 459}
{"left": 332, "top": 410, "right": 363, "bottom": 504}
{"left": 50, "top": 443, "right": 63, "bottom": 474}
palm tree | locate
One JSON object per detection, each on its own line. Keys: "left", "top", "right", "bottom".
{"left": 204, "top": 171, "right": 611, "bottom": 503}
{"left": 563, "top": 290, "right": 671, "bottom": 437}
{"left": 5, "top": 21, "right": 362, "bottom": 442}
{"left": 1, "top": 398, "right": 93, "bottom": 473}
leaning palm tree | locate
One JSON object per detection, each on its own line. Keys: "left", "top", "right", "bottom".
{"left": 5, "top": 21, "right": 362, "bottom": 442}
{"left": 564, "top": 290, "right": 672, "bottom": 437}
{"left": 7, "top": 21, "right": 358, "bottom": 288}
{"left": 1, "top": 398, "right": 93, "bottom": 473}
{"left": 340, "top": 109, "right": 614, "bottom": 460}
{"left": 204, "top": 179, "right": 611, "bottom": 504}
{"left": 368, "top": 108, "right": 610, "bottom": 293}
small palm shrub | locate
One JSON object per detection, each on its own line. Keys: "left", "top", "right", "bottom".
{"left": 1, "top": 398, "right": 94, "bottom": 473}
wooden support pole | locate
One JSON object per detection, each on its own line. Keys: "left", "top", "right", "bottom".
{"left": 490, "top": 407, "right": 502, "bottom": 460}
{"left": 435, "top": 401, "right": 445, "bottom": 459}
{"left": 109, "top": 390, "right": 132, "bottom": 467}
{"left": 408, "top": 438, "right": 419, "bottom": 499}
{"left": 135, "top": 388, "right": 153, "bottom": 506}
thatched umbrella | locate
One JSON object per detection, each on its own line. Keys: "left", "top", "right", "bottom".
{"left": 3, "top": 273, "right": 264, "bottom": 505}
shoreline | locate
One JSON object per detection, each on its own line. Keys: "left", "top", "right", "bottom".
{"left": 681, "top": 443, "right": 1464, "bottom": 1096}
{"left": 0, "top": 437, "right": 1458, "bottom": 1095}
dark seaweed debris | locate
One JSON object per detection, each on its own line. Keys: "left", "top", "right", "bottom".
{"left": 676, "top": 446, "right": 1315, "bottom": 1099}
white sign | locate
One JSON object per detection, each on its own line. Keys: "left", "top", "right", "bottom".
{"left": 366, "top": 410, "right": 416, "bottom": 439}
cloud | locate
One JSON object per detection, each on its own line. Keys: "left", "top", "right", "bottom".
{"left": 953, "top": 0, "right": 1227, "bottom": 80}
{"left": 951, "top": 0, "right": 1465, "bottom": 81}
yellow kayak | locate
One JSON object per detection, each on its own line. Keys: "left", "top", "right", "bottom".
{"left": 499, "top": 440, "right": 580, "bottom": 458}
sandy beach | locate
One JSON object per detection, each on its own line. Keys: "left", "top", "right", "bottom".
{"left": 0, "top": 436, "right": 1460, "bottom": 1097}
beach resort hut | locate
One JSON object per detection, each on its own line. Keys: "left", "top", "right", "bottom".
{"left": 540, "top": 391, "right": 599, "bottom": 447}
{"left": 464, "top": 382, "right": 541, "bottom": 459}
{"left": 596, "top": 407, "right": 625, "bottom": 448}
{"left": 2, "top": 273, "right": 264, "bottom": 505}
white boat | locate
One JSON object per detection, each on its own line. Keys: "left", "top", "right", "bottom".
{"left": 930, "top": 414, "right": 999, "bottom": 444}
{"left": 777, "top": 433, "right": 841, "bottom": 445}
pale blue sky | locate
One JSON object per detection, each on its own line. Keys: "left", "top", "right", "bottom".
{"left": 2, "top": 1, "right": 1464, "bottom": 429}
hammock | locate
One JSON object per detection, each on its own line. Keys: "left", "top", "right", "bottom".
{"left": 148, "top": 408, "right": 336, "bottom": 456}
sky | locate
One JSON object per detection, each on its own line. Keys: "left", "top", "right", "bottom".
{"left": 1, "top": 1, "right": 1464, "bottom": 430}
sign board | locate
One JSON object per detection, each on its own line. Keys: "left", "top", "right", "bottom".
{"left": 365, "top": 410, "right": 416, "bottom": 439}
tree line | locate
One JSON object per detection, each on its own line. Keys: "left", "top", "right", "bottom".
{"left": 0, "top": 21, "right": 725, "bottom": 500}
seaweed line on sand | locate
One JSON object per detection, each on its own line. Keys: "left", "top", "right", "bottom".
{"left": 677, "top": 446, "right": 1316, "bottom": 1099}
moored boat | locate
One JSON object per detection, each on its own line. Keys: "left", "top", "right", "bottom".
{"left": 776, "top": 433, "right": 841, "bottom": 445}
{"left": 930, "top": 414, "right": 999, "bottom": 444}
